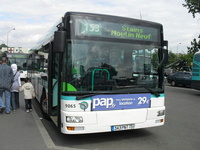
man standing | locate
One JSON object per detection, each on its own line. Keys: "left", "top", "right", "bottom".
{"left": 0, "top": 57, "right": 14, "bottom": 114}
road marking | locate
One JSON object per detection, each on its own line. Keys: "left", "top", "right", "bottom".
{"left": 31, "top": 108, "right": 84, "bottom": 150}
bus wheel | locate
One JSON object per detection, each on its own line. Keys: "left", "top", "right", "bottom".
{"left": 40, "top": 93, "right": 51, "bottom": 120}
{"left": 171, "top": 81, "right": 176, "bottom": 86}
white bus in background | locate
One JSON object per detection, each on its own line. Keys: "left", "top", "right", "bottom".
{"left": 5, "top": 53, "right": 28, "bottom": 81}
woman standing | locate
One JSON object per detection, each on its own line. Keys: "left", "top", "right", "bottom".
{"left": 10, "top": 64, "right": 21, "bottom": 111}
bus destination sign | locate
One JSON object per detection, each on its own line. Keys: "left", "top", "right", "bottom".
{"left": 76, "top": 19, "right": 159, "bottom": 42}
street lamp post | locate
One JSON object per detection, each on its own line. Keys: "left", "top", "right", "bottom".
{"left": 177, "top": 43, "right": 181, "bottom": 54}
{"left": 7, "top": 28, "right": 15, "bottom": 51}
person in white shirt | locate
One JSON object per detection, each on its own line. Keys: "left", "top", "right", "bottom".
{"left": 19, "top": 78, "right": 35, "bottom": 113}
{"left": 10, "top": 64, "right": 21, "bottom": 111}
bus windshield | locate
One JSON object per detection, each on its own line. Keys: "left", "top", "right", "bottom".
{"left": 63, "top": 39, "right": 160, "bottom": 93}
{"left": 6, "top": 53, "right": 28, "bottom": 70}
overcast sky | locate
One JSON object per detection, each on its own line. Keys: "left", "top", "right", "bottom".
{"left": 0, "top": 0, "right": 199, "bottom": 53}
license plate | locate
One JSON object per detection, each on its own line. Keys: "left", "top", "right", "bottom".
{"left": 111, "top": 124, "right": 135, "bottom": 131}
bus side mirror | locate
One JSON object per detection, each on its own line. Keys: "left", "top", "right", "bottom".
{"left": 163, "top": 49, "right": 168, "bottom": 64}
{"left": 163, "top": 41, "right": 168, "bottom": 64}
{"left": 53, "top": 31, "right": 66, "bottom": 53}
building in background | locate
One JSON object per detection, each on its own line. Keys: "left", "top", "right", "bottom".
{"left": 0, "top": 47, "right": 30, "bottom": 53}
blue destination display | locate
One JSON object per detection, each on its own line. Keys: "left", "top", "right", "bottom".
{"left": 92, "top": 93, "right": 151, "bottom": 111}
{"left": 76, "top": 19, "right": 159, "bottom": 42}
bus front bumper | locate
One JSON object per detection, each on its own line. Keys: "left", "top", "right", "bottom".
{"left": 60, "top": 107, "right": 165, "bottom": 134}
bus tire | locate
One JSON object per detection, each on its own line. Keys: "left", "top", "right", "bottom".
{"left": 40, "top": 91, "right": 51, "bottom": 120}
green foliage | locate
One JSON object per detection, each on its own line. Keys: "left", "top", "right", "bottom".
{"left": 0, "top": 44, "right": 8, "bottom": 58}
{"left": 0, "top": 44, "right": 7, "bottom": 49}
{"left": 183, "top": 0, "right": 200, "bottom": 18}
{"left": 179, "top": 53, "right": 193, "bottom": 65}
{"left": 183, "top": 0, "right": 200, "bottom": 65}
{"left": 187, "top": 38, "right": 200, "bottom": 54}
{"left": 0, "top": 51, "right": 8, "bottom": 58}
{"left": 167, "top": 51, "right": 178, "bottom": 65}
{"left": 165, "top": 51, "right": 193, "bottom": 71}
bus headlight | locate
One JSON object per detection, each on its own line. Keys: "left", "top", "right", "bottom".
{"left": 157, "top": 110, "right": 165, "bottom": 116}
{"left": 66, "top": 116, "right": 83, "bottom": 123}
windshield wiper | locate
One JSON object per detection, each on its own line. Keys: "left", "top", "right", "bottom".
{"left": 143, "top": 87, "right": 160, "bottom": 97}
{"left": 116, "top": 86, "right": 160, "bottom": 97}
{"left": 75, "top": 86, "right": 160, "bottom": 100}
{"left": 73, "top": 91, "right": 113, "bottom": 100}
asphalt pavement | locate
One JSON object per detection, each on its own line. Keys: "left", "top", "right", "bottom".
{"left": 0, "top": 92, "right": 71, "bottom": 150}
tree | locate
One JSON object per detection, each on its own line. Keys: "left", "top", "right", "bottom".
{"left": 167, "top": 51, "right": 178, "bottom": 65}
{"left": 0, "top": 44, "right": 8, "bottom": 58}
{"left": 0, "top": 43, "right": 7, "bottom": 49}
{"left": 0, "top": 51, "right": 8, "bottom": 58}
{"left": 187, "top": 38, "right": 200, "bottom": 54}
{"left": 178, "top": 53, "right": 193, "bottom": 71}
{"left": 183, "top": 0, "right": 200, "bottom": 18}
{"left": 165, "top": 51, "right": 193, "bottom": 71}
{"left": 183, "top": 0, "right": 200, "bottom": 64}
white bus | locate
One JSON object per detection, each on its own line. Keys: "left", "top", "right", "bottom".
{"left": 6, "top": 53, "right": 28, "bottom": 80}
{"left": 28, "top": 12, "right": 168, "bottom": 134}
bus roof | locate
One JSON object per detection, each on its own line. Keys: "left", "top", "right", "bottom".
{"left": 64, "top": 12, "right": 163, "bottom": 27}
